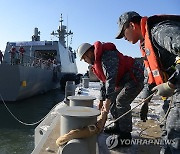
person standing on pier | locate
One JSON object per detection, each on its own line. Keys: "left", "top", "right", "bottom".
{"left": 77, "top": 41, "right": 144, "bottom": 147}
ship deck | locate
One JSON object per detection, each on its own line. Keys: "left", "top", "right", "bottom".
{"left": 33, "top": 82, "right": 163, "bottom": 154}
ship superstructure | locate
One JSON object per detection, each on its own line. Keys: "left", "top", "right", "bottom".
{"left": 0, "top": 14, "right": 78, "bottom": 101}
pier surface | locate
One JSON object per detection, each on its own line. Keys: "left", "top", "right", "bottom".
{"left": 35, "top": 82, "right": 163, "bottom": 154}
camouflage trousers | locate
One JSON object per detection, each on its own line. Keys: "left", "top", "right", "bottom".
{"left": 160, "top": 92, "right": 180, "bottom": 154}
{"left": 110, "top": 60, "right": 144, "bottom": 133}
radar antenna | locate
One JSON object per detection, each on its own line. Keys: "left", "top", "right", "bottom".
{"left": 51, "top": 14, "right": 73, "bottom": 48}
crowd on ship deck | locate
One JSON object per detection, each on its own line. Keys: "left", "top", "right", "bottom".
{"left": 8, "top": 46, "right": 61, "bottom": 71}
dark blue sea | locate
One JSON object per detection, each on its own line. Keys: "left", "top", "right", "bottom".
{"left": 0, "top": 88, "right": 65, "bottom": 154}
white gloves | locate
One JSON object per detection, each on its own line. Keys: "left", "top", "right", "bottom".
{"left": 152, "top": 82, "right": 175, "bottom": 97}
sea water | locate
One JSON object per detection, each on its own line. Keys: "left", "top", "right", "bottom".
{"left": 0, "top": 88, "right": 65, "bottom": 154}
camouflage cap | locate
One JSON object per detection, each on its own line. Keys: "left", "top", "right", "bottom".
{"left": 115, "top": 11, "right": 140, "bottom": 39}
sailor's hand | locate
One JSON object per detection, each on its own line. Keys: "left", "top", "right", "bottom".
{"left": 96, "top": 107, "right": 108, "bottom": 133}
{"left": 98, "top": 100, "right": 103, "bottom": 110}
{"left": 152, "top": 82, "right": 175, "bottom": 97}
{"left": 104, "top": 99, "right": 111, "bottom": 113}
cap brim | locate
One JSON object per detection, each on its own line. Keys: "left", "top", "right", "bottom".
{"left": 115, "top": 26, "right": 123, "bottom": 39}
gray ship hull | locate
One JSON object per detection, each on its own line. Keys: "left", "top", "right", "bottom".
{"left": 0, "top": 64, "right": 61, "bottom": 101}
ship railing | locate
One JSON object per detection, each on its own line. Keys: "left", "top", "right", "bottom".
{"left": 6, "top": 52, "right": 57, "bottom": 71}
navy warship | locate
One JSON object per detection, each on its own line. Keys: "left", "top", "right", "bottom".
{"left": 0, "top": 14, "right": 78, "bottom": 101}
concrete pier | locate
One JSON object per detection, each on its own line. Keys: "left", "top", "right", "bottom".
{"left": 32, "top": 82, "right": 162, "bottom": 154}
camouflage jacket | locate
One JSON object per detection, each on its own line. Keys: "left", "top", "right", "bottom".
{"left": 100, "top": 50, "right": 144, "bottom": 100}
{"left": 150, "top": 19, "right": 180, "bottom": 88}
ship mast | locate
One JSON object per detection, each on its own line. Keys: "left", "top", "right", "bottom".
{"left": 51, "top": 14, "right": 73, "bottom": 48}
{"left": 32, "top": 27, "right": 40, "bottom": 41}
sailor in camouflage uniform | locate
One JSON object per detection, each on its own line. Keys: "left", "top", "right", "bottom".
{"left": 77, "top": 41, "right": 144, "bottom": 146}
{"left": 116, "top": 11, "right": 180, "bottom": 154}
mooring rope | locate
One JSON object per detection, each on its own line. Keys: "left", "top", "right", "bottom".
{"left": 103, "top": 90, "right": 173, "bottom": 139}
{"left": 0, "top": 93, "right": 56, "bottom": 126}
{"left": 104, "top": 92, "right": 156, "bottom": 128}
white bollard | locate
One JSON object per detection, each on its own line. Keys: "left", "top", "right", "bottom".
{"left": 65, "top": 81, "right": 76, "bottom": 103}
{"left": 82, "top": 77, "right": 90, "bottom": 88}
{"left": 58, "top": 106, "right": 100, "bottom": 154}
{"left": 67, "top": 95, "right": 96, "bottom": 108}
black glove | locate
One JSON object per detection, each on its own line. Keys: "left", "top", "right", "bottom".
{"left": 140, "top": 102, "right": 149, "bottom": 122}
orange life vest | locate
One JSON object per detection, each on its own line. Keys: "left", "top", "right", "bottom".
{"left": 19, "top": 47, "right": 25, "bottom": 54}
{"left": 140, "top": 17, "right": 167, "bottom": 85}
{"left": 91, "top": 41, "right": 135, "bottom": 87}
{"left": 140, "top": 15, "right": 180, "bottom": 85}
{"left": 10, "top": 47, "right": 17, "bottom": 54}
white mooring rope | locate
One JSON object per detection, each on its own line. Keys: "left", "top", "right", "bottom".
{"left": 0, "top": 94, "right": 53, "bottom": 126}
